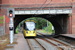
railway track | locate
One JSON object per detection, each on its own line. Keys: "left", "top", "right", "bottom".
{"left": 26, "top": 38, "right": 45, "bottom": 50}
{"left": 26, "top": 38, "right": 60, "bottom": 50}
{"left": 24, "top": 32, "right": 75, "bottom": 50}
{"left": 25, "top": 37, "right": 62, "bottom": 50}
{"left": 37, "top": 32, "right": 75, "bottom": 50}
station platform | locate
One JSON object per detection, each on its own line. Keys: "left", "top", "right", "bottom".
{"left": 14, "top": 33, "right": 29, "bottom": 50}
{"left": 56, "top": 34, "right": 75, "bottom": 46}
{"left": 60, "top": 34, "right": 75, "bottom": 39}
{"left": 5, "top": 33, "right": 29, "bottom": 50}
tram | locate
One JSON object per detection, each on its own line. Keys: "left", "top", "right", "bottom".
{"left": 23, "top": 19, "right": 37, "bottom": 37}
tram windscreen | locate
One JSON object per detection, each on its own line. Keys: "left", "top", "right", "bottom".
{"left": 26, "top": 22, "right": 35, "bottom": 31}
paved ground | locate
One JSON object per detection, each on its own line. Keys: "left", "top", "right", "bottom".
{"left": 60, "top": 34, "right": 75, "bottom": 38}
{"left": 6, "top": 32, "right": 75, "bottom": 50}
{"left": 14, "top": 33, "right": 29, "bottom": 50}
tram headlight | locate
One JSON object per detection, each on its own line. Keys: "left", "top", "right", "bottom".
{"left": 26, "top": 31, "right": 28, "bottom": 33}
{"left": 33, "top": 31, "right": 35, "bottom": 33}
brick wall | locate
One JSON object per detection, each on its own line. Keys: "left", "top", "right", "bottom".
{"left": 0, "top": 0, "right": 2, "bottom": 4}
{"left": 1, "top": 0, "right": 9, "bottom": 4}
{"left": 0, "top": 0, "right": 75, "bottom": 34}
{"left": 72, "top": 2, "right": 75, "bottom": 34}
{"left": 72, "top": 8, "right": 75, "bottom": 34}
{"left": 0, "top": 26, "right": 4, "bottom": 36}
{"left": 0, "top": 0, "right": 73, "bottom": 8}
{"left": 9, "top": 0, "right": 72, "bottom": 5}
{"left": 5, "top": 16, "right": 9, "bottom": 34}
{"left": 72, "top": 13, "right": 75, "bottom": 34}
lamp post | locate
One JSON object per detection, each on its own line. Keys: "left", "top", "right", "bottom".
{"left": 47, "top": 20, "right": 48, "bottom": 34}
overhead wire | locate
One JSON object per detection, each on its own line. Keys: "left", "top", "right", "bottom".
{"left": 34, "top": 0, "right": 47, "bottom": 14}
{"left": 34, "top": 0, "right": 52, "bottom": 15}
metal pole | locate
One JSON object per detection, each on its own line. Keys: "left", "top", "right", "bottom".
{"left": 3, "top": 15, "right": 5, "bottom": 35}
{"left": 47, "top": 20, "right": 48, "bottom": 34}
{"left": 9, "top": 18, "right": 13, "bottom": 44}
{"left": 19, "top": 24, "right": 20, "bottom": 32}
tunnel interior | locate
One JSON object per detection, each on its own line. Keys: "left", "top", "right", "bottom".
{"left": 14, "top": 14, "right": 69, "bottom": 35}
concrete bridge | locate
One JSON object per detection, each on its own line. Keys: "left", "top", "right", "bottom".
{"left": 0, "top": 0, "right": 75, "bottom": 35}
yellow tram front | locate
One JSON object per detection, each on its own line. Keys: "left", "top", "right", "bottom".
{"left": 23, "top": 20, "right": 36, "bottom": 37}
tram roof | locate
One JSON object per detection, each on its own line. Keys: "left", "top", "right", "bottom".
{"left": 24, "top": 19, "right": 36, "bottom": 23}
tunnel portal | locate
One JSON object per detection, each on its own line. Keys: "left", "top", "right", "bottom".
{"left": 14, "top": 14, "right": 69, "bottom": 35}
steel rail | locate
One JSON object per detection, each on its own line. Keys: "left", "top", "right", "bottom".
{"left": 38, "top": 38, "right": 63, "bottom": 50}
{"left": 26, "top": 39, "right": 31, "bottom": 50}
{"left": 37, "top": 32, "right": 73, "bottom": 50}
{"left": 26, "top": 38, "right": 45, "bottom": 50}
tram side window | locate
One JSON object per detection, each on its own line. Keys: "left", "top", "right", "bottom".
{"left": 24, "top": 23, "right": 29, "bottom": 30}
{"left": 23, "top": 23, "right": 25, "bottom": 29}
